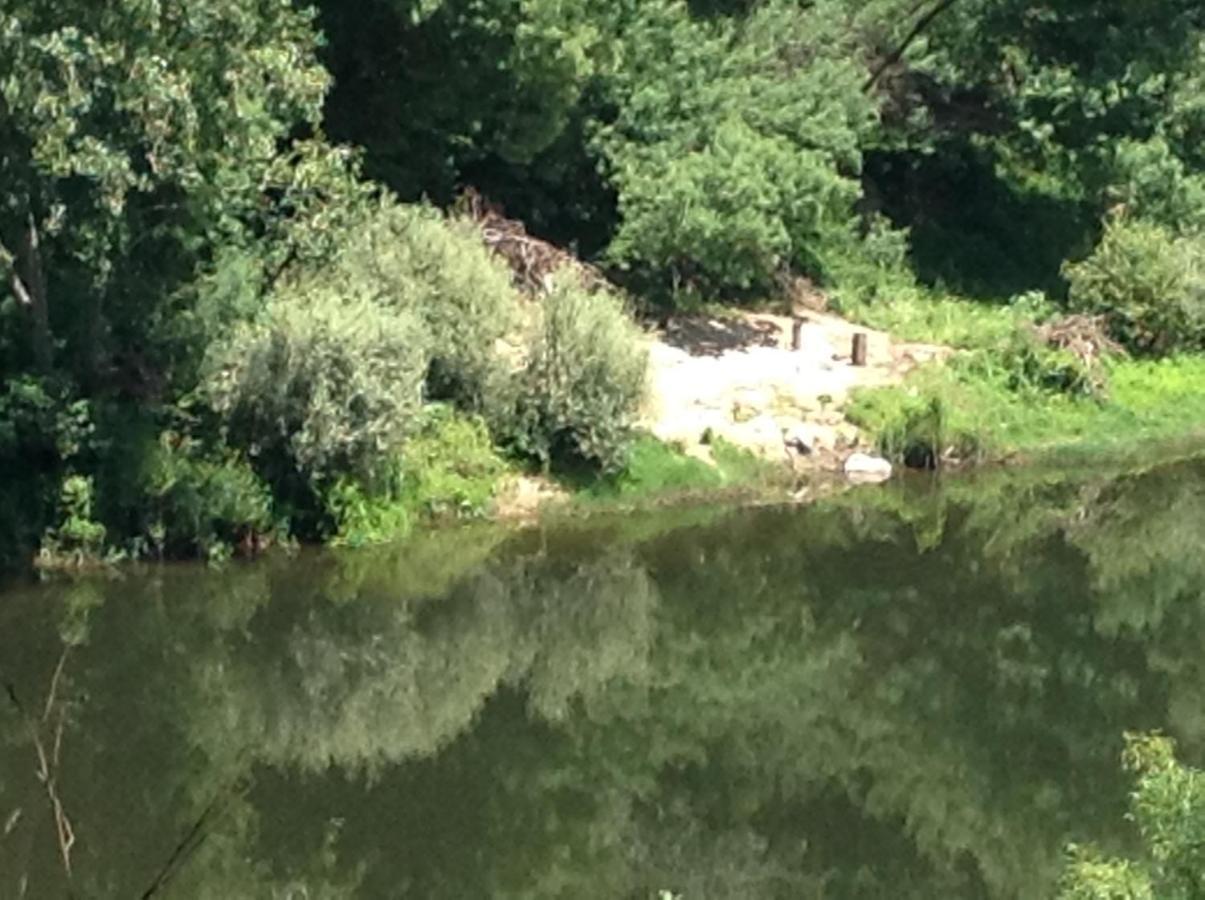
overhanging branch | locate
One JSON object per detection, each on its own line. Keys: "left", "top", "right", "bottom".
{"left": 863, "top": 0, "right": 961, "bottom": 93}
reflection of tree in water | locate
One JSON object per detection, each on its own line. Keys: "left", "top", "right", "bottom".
{"left": 1, "top": 456, "right": 1204, "bottom": 897}
{"left": 0, "top": 536, "right": 658, "bottom": 896}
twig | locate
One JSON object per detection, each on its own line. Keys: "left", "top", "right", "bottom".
{"left": 3, "top": 649, "right": 78, "bottom": 887}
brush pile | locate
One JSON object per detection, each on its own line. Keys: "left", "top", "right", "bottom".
{"left": 457, "top": 188, "right": 608, "bottom": 296}
{"left": 1035, "top": 313, "right": 1125, "bottom": 366}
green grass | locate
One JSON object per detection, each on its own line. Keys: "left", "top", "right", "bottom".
{"left": 835, "top": 283, "right": 1039, "bottom": 350}
{"left": 832, "top": 278, "right": 1205, "bottom": 465}
{"left": 571, "top": 434, "right": 783, "bottom": 507}
{"left": 848, "top": 355, "right": 1205, "bottom": 465}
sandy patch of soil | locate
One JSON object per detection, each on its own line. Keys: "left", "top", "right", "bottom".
{"left": 642, "top": 310, "right": 949, "bottom": 471}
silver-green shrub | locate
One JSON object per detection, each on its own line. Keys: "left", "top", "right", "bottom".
{"left": 205, "top": 288, "right": 428, "bottom": 483}
{"left": 503, "top": 280, "right": 648, "bottom": 472}
{"left": 323, "top": 200, "right": 522, "bottom": 409}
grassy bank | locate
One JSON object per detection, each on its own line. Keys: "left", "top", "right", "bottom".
{"left": 328, "top": 430, "right": 787, "bottom": 551}
{"left": 565, "top": 435, "right": 788, "bottom": 508}
{"left": 840, "top": 287, "right": 1205, "bottom": 466}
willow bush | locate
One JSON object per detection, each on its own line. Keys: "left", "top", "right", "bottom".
{"left": 502, "top": 280, "right": 648, "bottom": 472}
{"left": 204, "top": 289, "right": 429, "bottom": 486}
{"left": 319, "top": 201, "right": 524, "bottom": 409}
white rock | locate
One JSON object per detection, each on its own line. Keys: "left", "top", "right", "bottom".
{"left": 844, "top": 452, "right": 893, "bottom": 483}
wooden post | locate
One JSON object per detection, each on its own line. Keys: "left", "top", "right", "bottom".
{"left": 791, "top": 318, "right": 804, "bottom": 351}
{"left": 851, "top": 332, "right": 868, "bottom": 367}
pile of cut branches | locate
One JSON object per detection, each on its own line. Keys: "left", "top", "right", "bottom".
{"left": 456, "top": 188, "right": 608, "bottom": 296}
{"left": 1035, "top": 314, "right": 1125, "bottom": 366}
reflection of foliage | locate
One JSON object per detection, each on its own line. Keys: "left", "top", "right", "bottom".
{"left": 2, "top": 454, "right": 1205, "bottom": 896}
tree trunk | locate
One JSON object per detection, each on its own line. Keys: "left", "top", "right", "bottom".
{"left": 851, "top": 332, "right": 869, "bottom": 367}
{"left": 21, "top": 216, "right": 53, "bottom": 373}
{"left": 2, "top": 216, "right": 53, "bottom": 372}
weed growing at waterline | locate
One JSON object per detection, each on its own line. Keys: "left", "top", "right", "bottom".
{"left": 37, "top": 476, "right": 116, "bottom": 570}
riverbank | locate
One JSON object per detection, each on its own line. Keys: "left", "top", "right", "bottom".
{"left": 24, "top": 307, "right": 1205, "bottom": 577}
{"left": 641, "top": 308, "right": 947, "bottom": 472}
{"left": 602, "top": 298, "right": 1205, "bottom": 501}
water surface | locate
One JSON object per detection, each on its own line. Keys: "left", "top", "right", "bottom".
{"left": 3, "top": 456, "right": 1205, "bottom": 898}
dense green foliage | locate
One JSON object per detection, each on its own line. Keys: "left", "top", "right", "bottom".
{"left": 1066, "top": 218, "right": 1205, "bottom": 355}
{"left": 3, "top": 0, "right": 1205, "bottom": 564}
{"left": 597, "top": 0, "right": 877, "bottom": 297}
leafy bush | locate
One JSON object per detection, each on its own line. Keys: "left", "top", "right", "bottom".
{"left": 143, "top": 433, "right": 275, "bottom": 560}
{"left": 598, "top": 0, "right": 874, "bottom": 300}
{"left": 1106, "top": 137, "right": 1205, "bottom": 232}
{"left": 399, "top": 406, "right": 509, "bottom": 520}
{"left": 324, "top": 475, "right": 413, "bottom": 549}
{"left": 1065, "top": 218, "right": 1205, "bottom": 355}
{"left": 0, "top": 379, "right": 95, "bottom": 567}
{"left": 37, "top": 475, "right": 111, "bottom": 569}
{"left": 204, "top": 289, "right": 429, "bottom": 485}
{"left": 325, "top": 406, "right": 509, "bottom": 546}
{"left": 608, "top": 119, "right": 859, "bottom": 297}
{"left": 502, "top": 281, "right": 648, "bottom": 472}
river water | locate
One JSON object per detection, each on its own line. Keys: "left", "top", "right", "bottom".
{"left": 2, "top": 455, "right": 1204, "bottom": 898}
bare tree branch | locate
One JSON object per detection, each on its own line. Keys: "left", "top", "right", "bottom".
{"left": 3, "top": 649, "right": 78, "bottom": 892}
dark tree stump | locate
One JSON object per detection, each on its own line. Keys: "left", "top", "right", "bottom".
{"left": 851, "top": 332, "right": 868, "bottom": 367}
{"left": 791, "top": 318, "right": 804, "bottom": 351}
